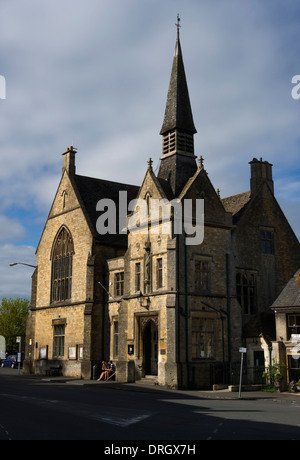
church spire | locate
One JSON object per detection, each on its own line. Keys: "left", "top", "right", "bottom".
{"left": 158, "top": 17, "right": 198, "bottom": 197}
{"left": 160, "top": 16, "right": 197, "bottom": 143}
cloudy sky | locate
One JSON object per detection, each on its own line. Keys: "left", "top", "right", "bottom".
{"left": 0, "top": 0, "right": 300, "bottom": 300}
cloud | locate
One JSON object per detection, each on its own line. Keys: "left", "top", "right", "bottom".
{"left": 0, "top": 244, "right": 36, "bottom": 299}
{"left": 0, "top": 0, "right": 299, "bottom": 306}
{"left": 0, "top": 215, "right": 26, "bottom": 242}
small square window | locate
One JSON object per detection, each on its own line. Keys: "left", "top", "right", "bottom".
{"left": 135, "top": 263, "right": 141, "bottom": 292}
{"left": 156, "top": 258, "right": 163, "bottom": 289}
{"left": 261, "top": 230, "right": 274, "bottom": 255}
{"left": 115, "top": 272, "right": 124, "bottom": 297}
{"left": 195, "top": 260, "right": 210, "bottom": 293}
{"left": 53, "top": 324, "right": 65, "bottom": 358}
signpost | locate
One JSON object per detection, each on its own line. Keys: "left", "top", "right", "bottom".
{"left": 16, "top": 336, "right": 21, "bottom": 375}
{"left": 239, "top": 347, "right": 247, "bottom": 399}
{"left": 0, "top": 335, "right": 6, "bottom": 361}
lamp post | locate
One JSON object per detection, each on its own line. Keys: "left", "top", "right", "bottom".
{"left": 9, "top": 263, "right": 37, "bottom": 269}
{"left": 9, "top": 262, "right": 37, "bottom": 375}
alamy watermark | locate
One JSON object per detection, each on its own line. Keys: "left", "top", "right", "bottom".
{"left": 291, "top": 75, "right": 300, "bottom": 100}
{"left": 0, "top": 75, "right": 6, "bottom": 100}
{"left": 96, "top": 192, "right": 204, "bottom": 246}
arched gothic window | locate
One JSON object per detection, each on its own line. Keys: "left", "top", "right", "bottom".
{"left": 51, "top": 227, "right": 74, "bottom": 303}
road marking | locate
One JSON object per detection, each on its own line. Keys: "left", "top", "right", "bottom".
{"left": 91, "top": 412, "right": 153, "bottom": 427}
{"left": 0, "top": 424, "right": 12, "bottom": 440}
{"left": 206, "top": 421, "right": 224, "bottom": 440}
{"left": 0, "top": 393, "right": 154, "bottom": 428}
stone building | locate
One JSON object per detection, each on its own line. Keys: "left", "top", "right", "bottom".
{"left": 271, "top": 269, "right": 300, "bottom": 386}
{"left": 24, "top": 147, "right": 139, "bottom": 379}
{"left": 24, "top": 26, "right": 300, "bottom": 389}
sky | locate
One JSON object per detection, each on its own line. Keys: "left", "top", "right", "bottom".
{"left": 0, "top": 0, "right": 300, "bottom": 300}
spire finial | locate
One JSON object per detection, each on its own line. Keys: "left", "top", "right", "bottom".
{"left": 147, "top": 157, "right": 153, "bottom": 170}
{"left": 176, "top": 14, "right": 181, "bottom": 38}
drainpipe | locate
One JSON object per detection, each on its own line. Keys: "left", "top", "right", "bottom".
{"left": 184, "top": 235, "right": 189, "bottom": 386}
{"left": 176, "top": 235, "right": 181, "bottom": 365}
{"left": 101, "top": 271, "right": 107, "bottom": 360}
{"left": 268, "top": 346, "right": 272, "bottom": 370}
{"left": 226, "top": 253, "right": 232, "bottom": 383}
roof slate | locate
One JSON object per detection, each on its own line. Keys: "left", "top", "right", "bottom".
{"left": 222, "top": 191, "right": 251, "bottom": 223}
{"left": 271, "top": 269, "right": 300, "bottom": 308}
{"left": 74, "top": 174, "right": 139, "bottom": 246}
{"left": 160, "top": 36, "right": 197, "bottom": 135}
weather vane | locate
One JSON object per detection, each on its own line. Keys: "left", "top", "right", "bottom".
{"left": 176, "top": 14, "right": 181, "bottom": 33}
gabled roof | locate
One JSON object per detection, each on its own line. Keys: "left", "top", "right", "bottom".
{"left": 74, "top": 174, "right": 139, "bottom": 246}
{"left": 178, "top": 165, "right": 232, "bottom": 227}
{"left": 271, "top": 269, "right": 300, "bottom": 309}
{"left": 222, "top": 191, "right": 251, "bottom": 223}
{"left": 135, "top": 161, "right": 169, "bottom": 202}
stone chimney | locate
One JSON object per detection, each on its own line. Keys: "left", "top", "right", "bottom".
{"left": 62, "top": 146, "right": 76, "bottom": 176}
{"left": 249, "top": 157, "right": 274, "bottom": 196}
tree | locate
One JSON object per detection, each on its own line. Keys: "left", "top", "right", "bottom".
{"left": 0, "top": 298, "right": 30, "bottom": 353}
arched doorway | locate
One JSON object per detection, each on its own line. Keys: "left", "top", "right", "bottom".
{"left": 143, "top": 320, "right": 158, "bottom": 376}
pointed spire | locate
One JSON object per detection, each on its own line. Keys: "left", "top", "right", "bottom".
{"left": 160, "top": 16, "right": 197, "bottom": 137}
{"left": 158, "top": 18, "right": 198, "bottom": 197}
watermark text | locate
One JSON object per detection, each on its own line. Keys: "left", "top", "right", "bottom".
{"left": 0, "top": 75, "right": 6, "bottom": 100}
{"left": 96, "top": 192, "right": 204, "bottom": 246}
{"left": 291, "top": 75, "right": 300, "bottom": 100}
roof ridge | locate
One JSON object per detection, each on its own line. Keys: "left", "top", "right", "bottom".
{"left": 75, "top": 174, "right": 139, "bottom": 189}
{"left": 222, "top": 190, "right": 251, "bottom": 201}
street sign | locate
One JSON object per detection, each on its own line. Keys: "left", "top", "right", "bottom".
{"left": 16, "top": 337, "right": 21, "bottom": 375}
{"left": 0, "top": 335, "right": 5, "bottom": 360}
{"left": 128, "top": 345, "right": 134, "bottom": 356}
{"left": 239, "top": 347, "right": 247, "bottom": 398}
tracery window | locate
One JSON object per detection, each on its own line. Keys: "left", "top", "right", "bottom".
{"left": 51, "top": 227, "right": 74, "bottom": 303}
{"left": 236, "top": 271, "right": 257, "bottom": 315}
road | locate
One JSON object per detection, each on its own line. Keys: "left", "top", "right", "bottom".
{"left": 0, "top": 368, "right": 300, "bottom": 442}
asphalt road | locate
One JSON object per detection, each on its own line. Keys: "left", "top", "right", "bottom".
{"left": 0, "top": 368, "right": 300, "bottom": 442}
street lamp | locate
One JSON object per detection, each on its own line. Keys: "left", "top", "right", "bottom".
{"left": 9, "top": 263, "right": 37, "bottom": 269}
{"left": 9, "top": 262, "right": 37, "bottom": 376}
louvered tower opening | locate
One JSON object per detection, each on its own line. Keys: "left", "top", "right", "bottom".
{"left": 162, "top": 129, "right": 194, "bottom": 156}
